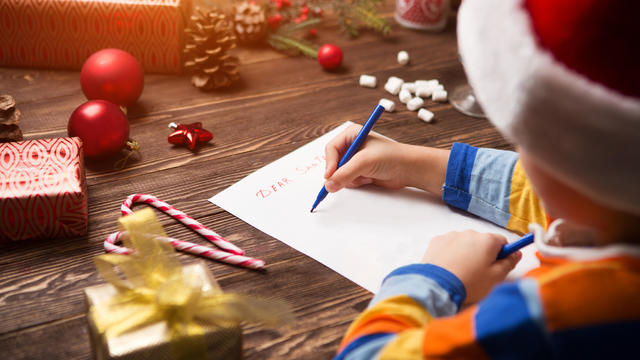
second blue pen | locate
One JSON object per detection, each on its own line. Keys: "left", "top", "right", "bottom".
{"left": 496, "top": 232, "right": 535, "bottom": 259}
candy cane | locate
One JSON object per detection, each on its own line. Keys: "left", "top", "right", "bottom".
{"left": 121, "top": 194, "right": 244, "bottom": 255}
{"left": 104, "top": 194, "right": 265, "bottom": 270}
{"left": 105, "top": 231, "right": 265, "bottom": 270}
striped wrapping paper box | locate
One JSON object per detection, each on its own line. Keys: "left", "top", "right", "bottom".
{"left": 0, "top": 0, "right": 191, "bottom": 74}
{"left": 0, "top": 137, "right": 88, "bottom": 241}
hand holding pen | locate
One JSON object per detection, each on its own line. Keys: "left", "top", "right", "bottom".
{"left": 311, "top": 105, "right": 385, "bottom": 212}
{"left": 422, "top": 230, "right": 526, "bottom": 304}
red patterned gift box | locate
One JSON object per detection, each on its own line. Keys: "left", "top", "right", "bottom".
{"left": 0, "top": 138, "right": 88, "bottom": 241}
{"left": 0, "top": 0, "right": 191, "bottom": 74}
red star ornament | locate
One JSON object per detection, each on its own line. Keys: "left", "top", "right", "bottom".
{"left": 168, "top": 122, "right": 213, "bottom": 150}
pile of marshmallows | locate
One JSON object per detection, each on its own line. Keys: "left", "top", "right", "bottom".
{"left": 358, "top": 51, "right": 447, "bottom": 123}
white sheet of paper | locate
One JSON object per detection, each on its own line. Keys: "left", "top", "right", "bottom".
{"left": 209, "top": 122, "right": 539, "bottom": 293}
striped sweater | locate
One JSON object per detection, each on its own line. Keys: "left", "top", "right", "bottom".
{"left": 335, "top": 143, "right": 640, "bottom": 359}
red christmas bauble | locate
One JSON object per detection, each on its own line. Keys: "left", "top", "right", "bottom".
{"left": 317, "top": 44, "right": 343, "bottom": 70}
{"left": 80, "top": 49, "right": 144, "bottom": 106}
{"left": 68, "top": 100, "right": 129, "bottom": 157}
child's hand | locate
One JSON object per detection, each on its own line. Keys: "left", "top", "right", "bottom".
{"left": 422, "top": 230, "right": 522, "bottom": 304}
{"left": 323, "top": 124, "right": 449, "bottom": 194}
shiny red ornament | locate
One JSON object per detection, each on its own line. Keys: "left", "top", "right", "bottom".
{"left": 68, "top": 100, "right": 129, "bottom": 157}
{"left": 168, "top": 122, "right": 213, "bottom": 150}
{"left": 80, "top": 48, "right": 144, "bottom": 106}
{"left": 318, "top": 44, "right": 343, "bottom": 70}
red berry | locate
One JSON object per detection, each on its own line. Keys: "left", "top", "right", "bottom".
{"left": 268, "top": 14, "right": 283, "bottom": 30}
{"left": 301, "top": 6, "right": 309, "bottom": 15}
{"left": 317, "top": 44, "right": 343, "bottom": 70}
{"left": 309, "top": 28, "right": 318, "bottom": 37}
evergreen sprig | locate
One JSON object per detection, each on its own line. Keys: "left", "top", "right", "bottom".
{"left": 352, "top": 0, "right": 391, "bottom": 36}
{"left": 267, "top": 18, "right": 321, "bottom": 58}
{"left": 307, "top": 0, "right": 391, "bottom": 38}
{"left": 219, "top": 0, "right": 391, "bottom": 58}
{"left": 277, "top": 17, "right": 323, "bottom": 36}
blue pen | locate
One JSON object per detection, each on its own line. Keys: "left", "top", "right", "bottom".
{"left": 496, "top": 232, "right": 534, "bottom": 259}
{"left": 310, "top": 104, "right": 386, "bottom": 212}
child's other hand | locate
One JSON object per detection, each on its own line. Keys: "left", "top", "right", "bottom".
{"left": 422, "top": 230, "right": 522, "bottom": 304}
{"left": 323, "top": 124, "right": 449, "bottom": 194}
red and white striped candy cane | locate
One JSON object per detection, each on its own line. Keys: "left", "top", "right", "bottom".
{"left": 104, "top": 193, "right": 265, "bottom": 270}
{"left": 121, "top": 193, "right": 244, "bottom": 255}
{"left": 104, "top": 231, "right": 265, "bottom": 270}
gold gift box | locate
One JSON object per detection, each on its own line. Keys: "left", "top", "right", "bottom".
{"left": 85, "top": 263, "right": 242, "bottom": 360}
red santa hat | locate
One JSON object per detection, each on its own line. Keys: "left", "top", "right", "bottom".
{"left": 458, "top": 0, "right": 640, "bottom": 215}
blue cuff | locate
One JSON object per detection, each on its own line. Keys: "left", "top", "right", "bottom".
{"left": 442, "top": 142, "right": 478, "bottom": 211}
{"left": 384, "top": 264, "right": 467, "bottom": 308}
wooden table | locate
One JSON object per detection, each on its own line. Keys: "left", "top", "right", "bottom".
{"left": 0, "top": 10, "right": 510, "bottom": 360}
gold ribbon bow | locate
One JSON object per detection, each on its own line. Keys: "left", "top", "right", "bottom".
{"left": 90, "top": 208, "right": 293, "bottom": 359}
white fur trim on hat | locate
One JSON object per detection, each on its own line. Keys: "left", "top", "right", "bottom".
{"left": 530, "top": 220, "right": 640, "bottom": 261}
{"left": 458, "top": 0, "right": 640, "bottom": 215}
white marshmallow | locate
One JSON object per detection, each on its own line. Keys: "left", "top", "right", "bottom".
{"left": 418, "top": 108, "right": 434, "bottom": 123}
{"left": 384, "top": 78, "right": 403, "bottom": 95}
{"left": 415, "top": 86, "right": 434, "bottom": 98}
{"left": 397, "top": 51, "right": 410, "bottom": 65}
{"left": 432, "top": 90, "right": 448, "bottom": 102}
{"left": 415, "top": 79, "right": 439, "bottom": 88}
{"left": 401, "top": 82, "right": 416, "bottom": 93}
{"left": 406, "top": 97, "right": 424, "bottom": 111}
{"left": 416, "top": 84, "right": 444, "bottom": 98}
{"left": 378, "top": 98, "right": 395, "bottom": 112}
{"left": 359, "top": 74, "right": 377, "bottom": 88}
{"left": 399, "top": 89, "right": 412, "bottom": 104}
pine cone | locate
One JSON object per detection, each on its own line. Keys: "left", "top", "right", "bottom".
{"left": 233, "top": 1, "right": 268, "bottom": 45}
{"left": 0, "top": 95, "right": 22, "bottom": 142}
{"left": 183, "top": 8, "right": 240, "bottom": 90}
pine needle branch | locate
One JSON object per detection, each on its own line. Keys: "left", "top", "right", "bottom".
{"left": 353, "top": 3, "right": 391, "bottom": 36}
{"left": 277, "top": 18, "right": 322, "bottom": 36}
{"left": 267, "top": 34, "right": 318, "bottom": 58}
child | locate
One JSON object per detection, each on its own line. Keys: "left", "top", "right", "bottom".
{"left": 330, "top": 0, "right": 640, "bottom": 358}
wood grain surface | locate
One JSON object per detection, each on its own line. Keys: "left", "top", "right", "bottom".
{"left": 0, "top": 7, "right": 511, "bottom": 360}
